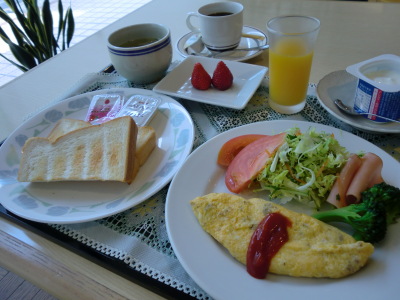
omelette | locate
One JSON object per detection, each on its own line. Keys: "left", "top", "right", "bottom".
{"left": 190, "top": 193, "right": 374, "bottom": 278}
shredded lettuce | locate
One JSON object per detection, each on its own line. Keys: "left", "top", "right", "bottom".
{"left": 255, "top": 127, "right": 348, "bottom": 209}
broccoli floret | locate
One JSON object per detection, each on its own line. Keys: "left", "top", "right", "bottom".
{"left": 312, "top": 182, "right": 400, "bottom": 244}
{"left": 312, "top": 198, "right": 387, "bottom": 244}
{"left": 361, "top": 182, "right": 400, "bottom": 225}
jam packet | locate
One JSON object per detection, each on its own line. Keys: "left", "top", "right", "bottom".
{"left": 85, "top": 94, "right": 123, "bottom": 125}
{"left": 116, "top": 94, "right": 161, "bottom": 126}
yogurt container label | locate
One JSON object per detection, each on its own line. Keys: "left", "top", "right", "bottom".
{"left": 347, "top": 54, "right": 400, "bottom": 122}
{"left": 354, "top": 79, "right": 400, "bottom": 122}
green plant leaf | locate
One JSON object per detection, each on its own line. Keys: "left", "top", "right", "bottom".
{"left": 1, "top": 0, "right": 75, "bottom": 71}
{"left": 41, "top": 0, "right": 56, "bottom": 55}
{"left": 0, "top": 14, "right": 39, "bottom": 69}
{"left": 65, "top": 7, "right": 74, "bottom": 48}
{"left": 0, "top": 23, "right": 11, "bottom": 42}
{"left": 8, "top": 42, "right": 37, "bottom": 69}
{"left": 20, "top": 1, "right": 49, "bottom": 59}
{"left": 10, "top": 0, "right": 35, "bottom": 36}
{"left": 0, "top": 7, "right": 27, "bottom": 42}
{"left": 14, "top": 1, "right": 49, "bottom": 59}
{"left": 30, "top": 4, "right": 52, "bottom": 58}
{"left": 60, "top": 11, "right": 67, "bottom": 50}
{"left": 4, "top": 0, "right": 18, "bottom": 12}
{"left": 0, "top": 53, "right": 28, "bottom": 72}
{"left": 0, "top": 10, "right": 29, "bottom": 47}
{"left": 23, "top": 42, "right": 43, "bottom": 61}
{"left": 56, "top": 0, "right": 63, "bottom": 43}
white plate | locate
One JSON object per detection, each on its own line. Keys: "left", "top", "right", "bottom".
{"left": 153, "top": 56, "right": 267, "bottom": 109}
{"left": 0, "top": 88, "right": 194, "bottom": 224}
{"left": 316, "top": 70, "right": 400, "bottom": 133}
{"left": 166, "top": 120, "right": 400, "bottom": 300}
{"left": 177, "top": 25, "right": 268, "bottom": 62}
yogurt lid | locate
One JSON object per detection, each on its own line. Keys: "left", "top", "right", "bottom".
{"left": 346, "top": 54, "right": 400, "bottom": 93}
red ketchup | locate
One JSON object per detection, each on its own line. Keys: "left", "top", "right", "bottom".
{"left": 246, "top": 213, "right": 292, "bottom": 279}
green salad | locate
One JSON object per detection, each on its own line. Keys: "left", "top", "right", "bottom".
{"left": 256, "top": 127, "right": 348, "bottom": 209}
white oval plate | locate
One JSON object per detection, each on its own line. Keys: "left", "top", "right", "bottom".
{"left": 0, "top": 88, "right": 194, "bottom": 224}
{"left": 166, "top": 120, "right": 400, "bottom": 300}
{"left": 177, "top": 25, "right": 268, "bottom": 62}
{"left": 316, "top": 70, "right": 400, "bottom": 133}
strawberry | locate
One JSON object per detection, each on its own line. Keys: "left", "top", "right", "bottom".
{"left": 212, "top": 61, "right": 233, "bottom": 90}
{"left": 191, "top": 63, "right": 211, "bottom": 90}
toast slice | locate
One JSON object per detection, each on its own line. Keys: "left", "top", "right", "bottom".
{"left": 18, "top": 116, "right": 138, "bottom": 184}
{"left": 136, "top": 126, "right": 156, "bottom": 166}
{"left": 47, "top": 118, "right": 91, "bottom": 142}
{"left": 47, "top": 119, "right": 156, "bottom": 168}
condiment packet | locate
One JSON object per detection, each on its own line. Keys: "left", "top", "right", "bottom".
{"left": 85, "top": 94, "right": 124, "bottom": 125}
{"left": 116, "top": 94, "right": 161, "bottom": 126}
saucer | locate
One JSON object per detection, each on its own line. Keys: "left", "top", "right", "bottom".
{"left": 153, "top": 56, "right": 267, "bottom": 109}
{"left": 316, "top": 70, "right": 400, "bottom": 134}
{"left": 177, "top": 25, "right": 268, "bottom": 62}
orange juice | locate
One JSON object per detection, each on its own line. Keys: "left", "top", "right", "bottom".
{"left": 269, "top": 38, "right": 314, "bottom": 106}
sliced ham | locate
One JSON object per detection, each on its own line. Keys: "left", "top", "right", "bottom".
{"left": 225, "top": 133, "right": 287, "bottom": 193}
{"left": 327, "top": 152, "right": 384, "bottom": 208}
{"left": 345, "top": 152, "right": 384, "bottom": 204}
{"left": 326, "top": 181, "right": 341, "bottom": 208}
{"left": 327, "top": 154, "right": 362, "bottom": 208}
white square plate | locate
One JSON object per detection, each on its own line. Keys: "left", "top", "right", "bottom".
{"left": 153, "top": 56, "right": 268, "bottom": 109}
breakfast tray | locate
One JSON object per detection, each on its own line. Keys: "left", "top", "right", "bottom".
{"left": 1, "top": 68, "right": 399, "bottom": 300}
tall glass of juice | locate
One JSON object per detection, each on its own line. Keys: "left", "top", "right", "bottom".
{"left": 267, "top": 16, "right": 320, "bottom": 114}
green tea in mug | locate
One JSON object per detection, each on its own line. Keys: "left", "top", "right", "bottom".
{"left": 119, "top": 38, "right": 158, "bottom": 47}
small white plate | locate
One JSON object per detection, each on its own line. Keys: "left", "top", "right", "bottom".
{"left": 153, "top": 56, "right": 268, "bottom": 109}
{"left": 177, "top": 25, "right": 268, "bottom": 62}
{"left": 0, "top": 88, "right": 194, "bottom": 224}
{"left": 166, "top": 120, "right": 400, "bottom": 300}
{"left": 316, "top": 70, "right": 400, "bottom": 133}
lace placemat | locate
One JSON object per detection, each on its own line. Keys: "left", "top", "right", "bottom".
{"left": 19, "top": 71, "right": 400, "bottom": 299}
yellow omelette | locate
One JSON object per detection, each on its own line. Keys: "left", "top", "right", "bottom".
{"left": 191, "top": 193, "right": 374, "bottom": 278}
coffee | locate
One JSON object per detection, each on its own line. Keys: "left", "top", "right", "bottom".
{"left": 186, "top": 2, "right": 243, "bottom": 51}
{"left": 119, "top": 38, "right": 158, "bottom": 47}
{"left": 207, "top": 12, "right": 233, "bottom": 17}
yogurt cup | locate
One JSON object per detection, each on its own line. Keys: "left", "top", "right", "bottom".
{"left": 346, "top": 54, "right": 400, "bottom": 123}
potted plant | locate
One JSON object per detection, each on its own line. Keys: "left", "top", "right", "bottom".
{"left": 0, "top": 0, "right": 74, "bottom": 72}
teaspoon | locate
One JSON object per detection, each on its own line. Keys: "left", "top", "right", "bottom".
{"left": 334, "top": 99, "right": 400, "bottom": 123}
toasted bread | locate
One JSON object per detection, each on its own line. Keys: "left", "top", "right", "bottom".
{"left": 136, "top": 126, "right": 156, "bottom": 166}
{"left": 18, "top": 116, "right": 138, "bottom": 184}
{"left": 47, "top": 118, "right": 91, "bottom": 142}
{"left": 47, "top": 119, "right": 156, "bottom": 168}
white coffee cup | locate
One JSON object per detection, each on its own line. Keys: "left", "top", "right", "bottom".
{"left": 107, "top": 23, "right": 172, "bottom": 84}
{"left": 186, "top": 2, "right": 243, "bottom": 51}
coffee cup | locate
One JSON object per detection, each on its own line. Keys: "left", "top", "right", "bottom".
{"left": 186, "top": 2, "right": 243, "bottom": 51}
{"left": 107, "top": 23, "right": 172, "bottom": 84}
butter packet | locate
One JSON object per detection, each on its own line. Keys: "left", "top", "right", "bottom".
{"left": 116, "top": 95, "right": 161, "bottom": 126}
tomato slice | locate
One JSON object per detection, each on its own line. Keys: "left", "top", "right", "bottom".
{"left": 225, "top": 133, "right": 287, "bottom": 193}
{"left": 217, "top": 134, "right": 267, "bottom": 167}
